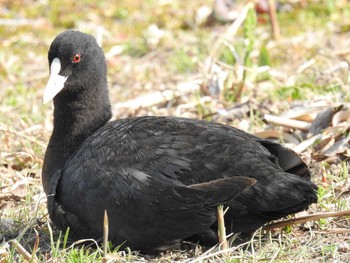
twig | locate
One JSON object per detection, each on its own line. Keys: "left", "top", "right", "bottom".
{"left": 293, "top": 134, "right": 322, "bottom": 153}
{"left": 102, "top": 210, "right": 109, "bottom": 263}
{"left": 264, "top": 114, "right": 311, "bottom": 131}
{"left": 217, "top": 205, "right": 228, "bottom": 250}
{"left": 268, "top": 0, "right": 280, "bottom": 40}
{"left": 30, "top": 229, "right": 40, "bottom": 263}
{"left": 296, "top": 59, "right": 315, "bottom": 74}
{"left": 263, "top": 210, "right": 350, "bottom": 231}
{"left": 10, "top": 240, "right": 38, "bottom": 263}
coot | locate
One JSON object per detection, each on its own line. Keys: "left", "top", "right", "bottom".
{"left": 42, "top": 30, "right": 317, "bottom": 253}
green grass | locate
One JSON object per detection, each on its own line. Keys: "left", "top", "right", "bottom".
{"left": 1, "top": 0, "right": 350, "bottom": 262}
{"left": 170, "top": 49, "right": 197, "bottom": 74}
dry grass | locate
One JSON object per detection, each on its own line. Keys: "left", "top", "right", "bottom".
{"left": 1, "top": 0, "right": 350, "bottom": 262}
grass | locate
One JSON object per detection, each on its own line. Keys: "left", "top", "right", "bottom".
{"left": 1, "top": 0, "right": 350, "bottom": 262}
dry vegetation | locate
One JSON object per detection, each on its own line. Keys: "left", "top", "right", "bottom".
{"left": 1, "top": 0, "right": 350, "bottom": 262}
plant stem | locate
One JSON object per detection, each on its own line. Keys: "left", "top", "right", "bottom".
{"left": 102, "top": 210, "right": 109, "bottom": 263}
{"left": 217, "top": 205, "right": 228, "bottom": 250}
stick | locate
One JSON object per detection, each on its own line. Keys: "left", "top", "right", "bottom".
{"left": 263, "top": 210, "right": 350, "bottom": 231}
{"left": 268, "top": 0, "right": 280, "bottom": 40}
{"left": 102, "top": 210, "right": 109, "bottom": 263}
{"left": 264, "top": 114, "right": 311, "bottom": 131}
{"left": 10, "top": 240, "right": 38, "bottom": 263}
{"left": 217, "top": 205, "right": 228, "bottom": 250}
{"left": 293, "top": 134, "right": 322, "bottom": 153}
{"left": 30, "top": 229, "right": 40, "bottom": 263}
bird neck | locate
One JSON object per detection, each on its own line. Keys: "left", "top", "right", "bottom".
{"left": 42, "top": 84, "right": 112, "bottom": 193}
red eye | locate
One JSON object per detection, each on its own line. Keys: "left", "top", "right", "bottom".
{"left": 72, "top": 54, "right": 81, "bottom": 63}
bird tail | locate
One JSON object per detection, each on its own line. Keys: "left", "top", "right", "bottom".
{"left": 261, "top": 140, "right": 311, "bottom": 179}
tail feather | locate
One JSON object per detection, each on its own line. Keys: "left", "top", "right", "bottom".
{"left": 261, "top": 140, "right": 311, "bottom": 179}
{"left": 260, "top": 179, "right": 317, "bottom": 217}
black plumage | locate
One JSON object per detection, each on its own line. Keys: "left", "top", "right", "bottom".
{"left": 42, "top": 30, "right": 317, "bottom": 253}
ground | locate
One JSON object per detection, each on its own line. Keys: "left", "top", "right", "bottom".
{"left": 0, "top": 0, "right": 350, "bottom": 262}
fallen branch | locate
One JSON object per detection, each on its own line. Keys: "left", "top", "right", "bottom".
{"left": 264, "top": 114, "right": 311, "bottom": 131}
{"left": 263, "top": 210, "right": 350, "bottom": 231}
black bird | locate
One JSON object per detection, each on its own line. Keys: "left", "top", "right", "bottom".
{"left": 42, "top": 30, "right": 317, "bottom": 253}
